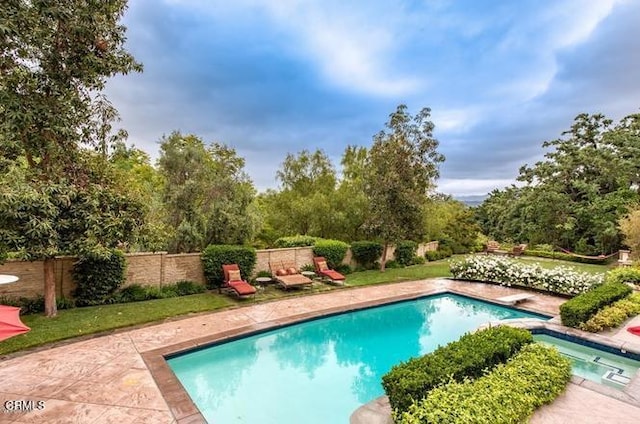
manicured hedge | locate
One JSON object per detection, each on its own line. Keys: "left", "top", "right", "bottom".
{"left": 382, "top": 326, "right": 532, "bottom": 413}
{"left": 201, "top": 245, "right": 257, "bottom": 290}
{"left": 579, "top": 293, "right": 640, "bottom": 332}
{"left": 560, "top": 282, "right": 632, "bottom": 327}
{"left": 312, "top": 239, "right": 349, "bottom": 268}
{"left": 273, "top": 235, "right": 319, "bottom": 248}
{"left": 350, "top": 241, "right": 383, "bottom": 267}
{"left": 396, "top": 344, "right": 572, "bottom": 424}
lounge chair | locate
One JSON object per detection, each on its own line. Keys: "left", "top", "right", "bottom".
{"left": 269, "top": 261, "right": 313, "bottom": 290}
{"left": 313, "top": 257, "right": 346, "bottom": 285}
{"left": 222, "top": 264, "right": 257, "bottom": 298}
{"left": 508, "top": 244, "right": 528, "bottom": 257}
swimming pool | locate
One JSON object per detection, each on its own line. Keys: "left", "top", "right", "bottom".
{"left": 533, "top": 332, "right": 640, "bottom": 390}
{"left": 168, "top": 293, "right": 546, "bottom": 423}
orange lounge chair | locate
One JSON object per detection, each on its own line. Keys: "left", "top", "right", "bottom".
{"left": 313, "top": 257, "right": 345, "bottom": 284}
{"left": 222, "top": 264, "right": 257, "bottom": 298}
{"left": 269, "top": 261, "right": 313, "bottom": 290}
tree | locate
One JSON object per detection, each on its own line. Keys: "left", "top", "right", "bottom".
{"left": 262, "top": 149, "right": 341, "bottom": 239}
{"left": 0, "top": 1, "right": 143, "bottom": 316}
{"left": 363, "top": 105, "right": 445, "bottom": 270}
{"left": 158, "top": 132, "right": 259, "bottom": 253}
{"left": 424, "top": 195, "right": 480, "bottom": 253}
{"left": 619, "top": 206, "right": 640, "bottom": 258}
{"left": 109, "top": 142, "right": 169, "bottom": 251}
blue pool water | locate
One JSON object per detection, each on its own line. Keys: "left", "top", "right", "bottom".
{"left": 168, "top": 293, "right": 545, "bottom": 423}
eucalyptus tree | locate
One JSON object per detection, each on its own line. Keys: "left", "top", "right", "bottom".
{"left": 0, "top": 1, "right": 142, "bottom": 316}
{"left": 363, "top": 105, "right": 445, "bottom": 270}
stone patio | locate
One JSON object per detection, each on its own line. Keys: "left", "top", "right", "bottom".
{"left": 0, "top": 278, "right": 638, "bottom": 423}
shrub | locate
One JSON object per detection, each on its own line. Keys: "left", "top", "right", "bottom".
{"left": 411, "top": 256, "right": 426, "bottom": 265}
{"left": 396, "top": 344, "right": 571, "bottom": 424}
{"left": 114, "top": 284, "right": 149, "bottom": 302}
{"left": 395, "top": 241, "right": 418, "bottom": 266}
{"left": 350, "top": 241, "right": 384, "bottom": 268}
{"left": 450, "top": 255, "right": 603, "bottom": 296}
{"left": 384, "top": 259, "right": 402, "bottom": 269}
{"left": 201, "top": 245, "right": 257, "bottom": 290}
{"left": 425, "top": 249, "right": 452, "bottom": 262}
{"left": 273, "top": 235, "right": 319, "bottom": 248}
{"left": 334, "top": 263, "right": 352, "bottom": 274}
{"left": 174, "top": 280, "right": 206, "bottom": 296}
{"left": 560, "top": 282, "right": 632, "bottom": 327}
{"left": 605, "top": 267, "right": 640, "bottom": 286}
{"left": 73, "top": 249, "right": 127, "bottom": 306}
{"left": 382, "top": 326, "right": 532, "bottom": 413}
{"left": 0, "top": 295, "right": 74, "bottom": 314}
{"left": 313, "top": 239, "right": 349, "bottom": 268}
{"left": 579, "top": 293, "right": 640, "bottom": 332}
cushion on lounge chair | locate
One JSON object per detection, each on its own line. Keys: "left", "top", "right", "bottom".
{"left": 320, "top": 269, "right": 345, "bottom": 281}
{"left": 229, "top": 280, "right": 256, "bottom": 295}
{"left": 228, "top": 270, "right": 241, "bottom": 281}
{"left": 276, "top": 268, "right": 288, "bottom": 276}
{"left": 316, "top": 260, "right": 328, "bottom": 271}
{"left": 287, "top": 267, "right": 298, "bottom": 275}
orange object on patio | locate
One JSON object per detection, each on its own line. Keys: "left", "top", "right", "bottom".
{"left": 0, "top": 305, "right": 30, "bottom": 342}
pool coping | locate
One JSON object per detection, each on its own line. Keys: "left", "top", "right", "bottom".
{"left": 141, "top": 287, "right": 555, "bottom": 423}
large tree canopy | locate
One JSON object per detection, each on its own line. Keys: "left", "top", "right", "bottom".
{"left": 477, "top": 112, "right": 640, "bottom": 254}
{"left": 364, "top": 104, "right": 445, "bottom": 270}
{"left": 158, "top": 132, "right": 259, "bottom": 253}
{"left": 0, "top": 1, "right": 143, "bottom": 316}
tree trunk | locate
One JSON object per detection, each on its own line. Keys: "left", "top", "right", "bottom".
{"left": 380, "top": 241, "right": 388, "bottom": 272}
{"left": 44, "top": 258, "right": 57, "bottom": 317}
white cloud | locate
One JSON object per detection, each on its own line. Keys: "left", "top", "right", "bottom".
{"left": 437, "top": 178, "right": 518, "bottom": 197}
{"left": 164, "top": 0, "right": 423, "bottom": 97}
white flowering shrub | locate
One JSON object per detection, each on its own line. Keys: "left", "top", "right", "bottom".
{"left": 450, "top": 255, "right": 603, "bottom": 296}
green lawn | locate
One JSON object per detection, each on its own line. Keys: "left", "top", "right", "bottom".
{"left": 515, "top": 256, "right": 612, "bottom": 275}
{"left": 0, "top": 256, "right": 609, "bottom": 356}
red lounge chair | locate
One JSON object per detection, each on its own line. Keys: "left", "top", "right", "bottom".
{"left": 268, "top": 261, "right": 313, "bottom": 290}
{"left": 627, "top": 326, "right": 640, "bottom": 337}
{"left": 222, "top": 264, "right": 257, "bottom": 298}
{"left": 313, "top": 257, "right": 346, "bottom": 284}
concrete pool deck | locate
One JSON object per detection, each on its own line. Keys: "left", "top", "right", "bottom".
{"left": 0, "top": 278, "right": 639, "bottom": 423}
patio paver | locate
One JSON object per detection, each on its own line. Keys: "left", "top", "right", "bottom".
{"left": 0, "top": 278, "right": 637, "bottom": 423}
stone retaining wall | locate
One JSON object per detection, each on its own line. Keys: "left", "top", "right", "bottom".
{"left": 0, "top": 242, "right": 438, "bottom": 299}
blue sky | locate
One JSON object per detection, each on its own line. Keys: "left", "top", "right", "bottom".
{"left": 106, "top": 0, "right": 640, "bottom": 197}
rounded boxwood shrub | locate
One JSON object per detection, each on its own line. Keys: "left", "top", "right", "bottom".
{"left": 201, "top": 245, "right": 257, "bottom": 290}
{"left": 313, "top": 239, "right": 349, "bottom": 269}
{"left": 395, "top": 241, "right": 418, "bottom": 266}
{"left": 350, "top": 241, "right": 383, "bottom": 268}
{"left": 383, "top": 326, "right": 532, "bottom": 413}
{"left": 273, "top": 235, "right": 319, "bottom": 248}
{"left": 73, "top": 249, "right": 127, "bottom": 306}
